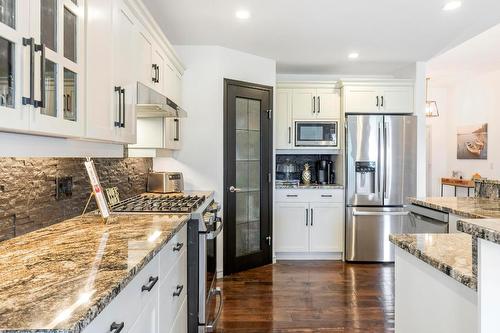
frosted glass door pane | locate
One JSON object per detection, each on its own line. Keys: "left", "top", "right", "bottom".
{"left": 63, "top": 68, "right": 76, "bottom": 121}
{"left": 41, "top": 0, "right": 57, "bottom": 51}
{"left": 234, "top": 97, "right": 261, "bottom": 257}
{"left": 41, "top": 60, "right": 56, "bottom": 117}
{"left": 0, "top": 36, "right": 14, "bottom": 108}
{"left": 64, "top": 7, "right": 77, "bottom": 62}
{"left": 0, "top": 0, "right": 15, "bottom": 29}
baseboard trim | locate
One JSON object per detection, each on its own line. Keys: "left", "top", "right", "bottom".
{"left": 276, "top": 252, "right": 343, "bottom": 261}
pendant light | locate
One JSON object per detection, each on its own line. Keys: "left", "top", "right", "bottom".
{"left": 425, "top": 78, "right": 439, "bottom": 117}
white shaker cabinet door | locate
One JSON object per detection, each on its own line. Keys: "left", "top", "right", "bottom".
{"left": 276, "top": 89, "right": 293, "bottom": 149}
{"left": 343, "top": 86, "right": 380, "bottom": 114}
{"left": 128, "top": 294, "right": 159, "bottom": 333}
{"left": 309, "top": 202, "right": 344, "bottom": 253}
{"left": 379, "top": 86, "right": 414, "bottom": 114}
{"left": 275, "top": 202, "right": 310, "bottom": 252}
{"left": 292, "top": 89, "right": 316, "bottom": 120}
{"left": 315, "top": 88, "right": 340, "bottom": 119}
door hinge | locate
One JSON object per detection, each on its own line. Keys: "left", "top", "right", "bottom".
{"left": 266, "top": 236, "right": 272, "bottom": 246}
{"left": 266, "top": 109, "right": 272, "bottom": 119}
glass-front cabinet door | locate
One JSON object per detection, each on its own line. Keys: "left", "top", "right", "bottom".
{"left": 29, "top": 0, "right": 84, "bottom": 137}
{"left": 0, "top": 0, "right": 30, "bottom": 131}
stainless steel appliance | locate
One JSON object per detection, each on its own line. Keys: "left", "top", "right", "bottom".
{"left": 135, "top": 82, "right": 187, "bottom": 118}
{"left": 407, "top": 204, "right": 449, "bottom": 233}
{"left": 295, "top": 121, "right": 338, "bottom": 147}
{"left": 147, "top": 172, "right": 184, "bottom": 193}
{"left": 110, "top": 192, "right": 223, "bottom": 333}
{"left": 345, "top": 115, "right": 417, "bottom": 262}
{"left": 316, "top": 160, "right": 334, "bottom": 185}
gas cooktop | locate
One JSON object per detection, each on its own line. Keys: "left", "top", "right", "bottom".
{"left": 111, "top": 193, "right": 206, "bottom": 213}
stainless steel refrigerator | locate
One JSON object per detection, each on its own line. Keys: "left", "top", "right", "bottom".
{"left": 345, "top": 115, "right": 417, "bottom": 262}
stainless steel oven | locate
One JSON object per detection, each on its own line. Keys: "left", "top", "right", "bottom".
{"left": 295, "top": 121, "right": 338, "bottom": 147}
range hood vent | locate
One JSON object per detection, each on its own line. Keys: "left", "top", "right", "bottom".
{"left": 136, "top": 82, "right": 187, "bottom": 118}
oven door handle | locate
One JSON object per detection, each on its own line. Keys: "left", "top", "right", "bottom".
{"left": 207, "top": 218, "right": 223, "bottom": 240}
{"left": 206, "top": 287, "right": 223, "bottom": 332}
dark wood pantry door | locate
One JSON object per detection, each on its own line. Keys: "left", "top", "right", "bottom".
{"left": 223, "top": 79, "right": 273, "bottom": 276}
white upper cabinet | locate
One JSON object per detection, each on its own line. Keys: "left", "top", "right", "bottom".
{"left": 0, "top": 0, "right": 85, "bottom": 138}
{"left": 292, "top": 87, "right": 340, "bottom": 120}
{"left": 315, "top": 88, "right": 341, "bottom": 119}
{"left": 275, "top": 89, "right": 293, "bottom": 150}
{"left": 291, "top": 88, "right": 316, "bottom": 120}
{"left": 341, "top": 80, "right": 414, "bottom": 114}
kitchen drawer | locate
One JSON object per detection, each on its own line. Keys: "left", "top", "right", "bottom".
{"left": 276, "top": 189, "right": 344, "bottom": 203}
{"left": 159, "top": 249, "right": 188, "bottom": 332}
{"left": 159, "top": 224, "right": 187, "bottom": 280}
{"left": 82, "top": 255, "right": 160, "bottom": 333}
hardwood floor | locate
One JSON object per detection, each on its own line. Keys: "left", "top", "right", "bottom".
{"left": 214, "top": 261, "right": 395, "bottom": 333}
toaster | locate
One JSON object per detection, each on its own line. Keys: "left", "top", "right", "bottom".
{"left": 147, "top": 172, "right": 184, "bottom": 193}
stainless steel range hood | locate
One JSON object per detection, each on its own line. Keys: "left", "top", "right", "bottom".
{"left": 136, "top": 82, "right": 187, "bottom": 118}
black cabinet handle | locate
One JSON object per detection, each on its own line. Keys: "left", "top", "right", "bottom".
{"left": 311, "top": 208, "right": 314, "bottom": 226}
{"left": 305, "top": 208, "right": 309, "bottom": 226}
{"left": 22, "top": 37, "right": 35, "bottom": 106}
{"left": 288, "top": 126, "right": 291, "bottom": 144}
{"left": 63, "top": 94, "right": 66, "bottom": 112}
{"left": 312, "top": 96, "right": 316, "bottom": 113}
{"left": 173, "top": 242, "right": 184, "bottom": 252}
{"left": 141, "top": 276, "right": 159, "bottom": 292}
{"left": 34, "top": 43, "right": 46, "bottom": 108}
{"left": 173, "top": 284, "right": 184, "bottom": 297}
{"left": 174, "top": 119, "right": 180, "bottom": 141}
{"left": 321, "top": 194, "right": 333, "bottom": 198}
{"left": 376, "top": 96, "right": 379, "bottom": 107}
{"left": 286, "top": 194, "right": 298, "bottom": 198}
{"left": 110, "top": 322, "right": 124, "bottom": 333}
{"left": 156, "top": 65, "right": 160, "bottom": 83}
{"left": 120, "top": 88, "right": 126, "bottom": 128}
{"left": 152, "top": 64, "right": 157, "bottom": 83}
{"left": 67, "top": 94, "right": 71, "bottom": 114}
{"left": 381, "top": 96, "right": 384, "bottom": 107}
{"left": 114, "top": 86, "right": 121, "bottom": 127}
{"left": 318, "top": 96, "right": 321, "bottom": 113}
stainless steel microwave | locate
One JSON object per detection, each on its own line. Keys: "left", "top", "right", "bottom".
{"left": 295, "top": 121, "right": 338, "bottom": 147}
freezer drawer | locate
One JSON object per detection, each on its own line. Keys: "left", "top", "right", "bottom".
{"left": 345, "top": 207, "right": 409, "bottom": 262}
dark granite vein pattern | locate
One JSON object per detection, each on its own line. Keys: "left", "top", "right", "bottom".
{"left": 409, "top": 197, "right": 500, "bottom": 219}
{"left": 0, "top": 213, "right": 189, "bottom": 333}
{"left": 390, "top": 233, "right": 476, "bottom": 290}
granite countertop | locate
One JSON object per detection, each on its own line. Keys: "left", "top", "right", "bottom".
{"left": 0, "top": 212, "right": 190, "bottom": 333}
{"left": 409, "top": 197, "right": 500, "bottom": 218}
{"left": 275, "top": 184, "right": 344, "bottom": 190}
{"left": 458, "top": 218, "right": 500, "bottom": 245}
{"left": 390, "top": 233, "right": 476, "bottom": 290}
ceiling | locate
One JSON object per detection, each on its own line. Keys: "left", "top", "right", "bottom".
{"left": 143, "top": 0, "right": 500, "bottom": 75}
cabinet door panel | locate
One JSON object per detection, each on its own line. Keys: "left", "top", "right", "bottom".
{"left": 316, "top": 88, "right": 340, "bottom": 119}
{"left": 128, "top": 294, "right": 159, "bottom": 333}
{"left": 275, "top": 202, "right": 309, "bottom": 252}
{"left": 276, "top": 89, "right": 292, "bottom": 149}
{"left": 169, "top": 296, "right": 187, "bottom": 333}
{"left": 344, "top": 87, "right": 379, "bottom": 114}
{"left": 152, "top": 48, "right": 165, "bottom": 94}
{"left": 309, "top": 202, "right": 343, "bottom": 252}
{"left": 136, "top": 30, "right": 153, "bottom": 88}
{"left": 0, "top": 0, "right": 30, "bottom": 131}
{"left": 292, "top": 89, "right": 315, "bottom": 120}
{"left": 379, "top": 86, "right": 413, "bottom": 114}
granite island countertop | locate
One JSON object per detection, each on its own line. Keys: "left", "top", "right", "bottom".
{"left": 389, "top": 233, "right": 476, "bottom": 290}
{"left": 409, "top": 197, "right": 500, "bottom": 219}
{"left": 0, "top": 212, "right": 190, "bottom": 333}
{"left": 275, "top": 184, "right": 344, "bottom": 190}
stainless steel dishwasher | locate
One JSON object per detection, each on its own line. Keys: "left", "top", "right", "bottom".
{"left": 406, "top": 204, "right": 449, "bottom": 233}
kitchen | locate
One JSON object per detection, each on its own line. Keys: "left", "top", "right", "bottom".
{"left": 1, "top": 1, "right": 500, "bottom": 333}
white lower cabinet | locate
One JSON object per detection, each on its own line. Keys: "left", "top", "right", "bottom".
{"left": 275, "top": 190, "right": 344, "bottom": 259}
{"left": 82, "top": 225, "right": 187, "bottom": 333}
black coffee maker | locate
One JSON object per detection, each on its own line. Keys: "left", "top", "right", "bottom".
{"left": 316, "top": 160, "right": 335, "bottom": 185}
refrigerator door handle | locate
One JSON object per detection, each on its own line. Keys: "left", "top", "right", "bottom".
{"left": 384, "top": 122, "right": 389, "bottom": 200}
{"left": 378, "top": 121, "right": 383, "bottom": 200}
{"left": 353, "top": 210, "right": 409, "bottom": 217}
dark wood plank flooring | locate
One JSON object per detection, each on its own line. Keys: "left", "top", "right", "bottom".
{"left": 214, "top": 261, "right": 394, "bottom": 333}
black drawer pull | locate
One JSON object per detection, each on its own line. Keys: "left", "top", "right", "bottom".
{"left": 321, "top": 195, "right": 333, "bottom": 198}
{"left": 173, "top": 284, "right": 184, "bottom": 297}
{"left": 173, "top": 242, "right": 184, "bottom": 252}
{"left": 286, "top": 195, "right": 298, "bottom": 198}
{"left": 141, "top": 276, "right": 159, "bottom": 292}
{"left": 110, "top": 322, "right": 124, "bottom": 333}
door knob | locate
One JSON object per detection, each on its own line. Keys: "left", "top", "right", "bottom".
{"left": 229, "top": 186, "right": 242, "bottom": 193}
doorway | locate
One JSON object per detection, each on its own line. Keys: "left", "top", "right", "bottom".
{"left": 223, "top": 79, "right": 273, "bottom": 275}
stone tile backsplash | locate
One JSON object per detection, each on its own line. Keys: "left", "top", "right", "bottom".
{"left": 0, "top": 158, "right": 152, "bottom": 242}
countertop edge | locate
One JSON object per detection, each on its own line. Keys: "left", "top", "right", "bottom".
{"left": 408, "top": 198, "right": 485, "bottom": 219}
{"left": 457, "top": 219, "right": 500, "bottom": 245}
{"left": 389, "top": 234, "right": 477, "bottom": 290}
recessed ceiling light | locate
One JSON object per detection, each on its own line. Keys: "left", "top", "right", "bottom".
{"left": 348, "top": 52, "right": 359, "bottom": 60}
{"left": 442, "top": 1, "right": 462, "bottom": 11}
{"left": 235, "top": 10, "right": 251, "bottom": 20}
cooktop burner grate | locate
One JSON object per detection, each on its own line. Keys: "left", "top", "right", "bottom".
{"left": 111, "top": 194, "right": 206, "bottom": 213}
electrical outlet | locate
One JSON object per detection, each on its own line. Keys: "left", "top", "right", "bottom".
{"left": 56, "top": 177, "right": 73, "bottom": 200}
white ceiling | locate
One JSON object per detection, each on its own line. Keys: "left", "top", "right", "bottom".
{"left": 143, "top": 0, "right": 500, "bottom": 75}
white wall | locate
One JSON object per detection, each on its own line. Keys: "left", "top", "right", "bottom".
{"left": 153, "top": 46, "right": 276, "bottom": 275}
{"left": 426, "top": 70, "right": 500, "bottom": 196}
